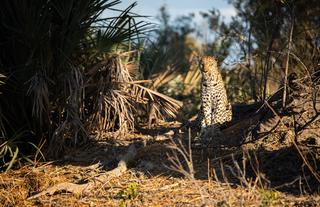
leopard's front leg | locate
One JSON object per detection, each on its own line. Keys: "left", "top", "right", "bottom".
{"left": 200, "top": 85, "right": 212, "bottom": 141}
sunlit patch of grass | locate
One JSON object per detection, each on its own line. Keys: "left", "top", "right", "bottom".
{"left": 258, "top": 189, "right": 281, "bottom": 207}
{"left": 116, "top": 182, "right": 139, "bottom": 201}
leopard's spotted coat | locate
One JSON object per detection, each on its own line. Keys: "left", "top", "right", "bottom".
{"left": 198, "top": 56, "right": 232, "bottom": 142}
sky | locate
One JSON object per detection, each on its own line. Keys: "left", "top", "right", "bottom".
{"left": 109, "top": 0, "right": 239, "bottom": 64}
{"left": 116, "top": 0, "right": 236, "bottom": 23}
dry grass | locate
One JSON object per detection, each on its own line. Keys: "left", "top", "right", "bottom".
{"left": 1, "top": 165, "right": 319, "bottom": 207}
{"left": 1, "top": 128, "right": 319, "bottom": 207}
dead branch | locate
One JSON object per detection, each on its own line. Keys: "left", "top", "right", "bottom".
{"left": 165, "top": 129, "right": 195, "bottom": 179}
{"left": 28, "top": 144, "right": 137, "bottom": 200}
{"left": 283, "top": 16, "right": 294, "bottom": 108}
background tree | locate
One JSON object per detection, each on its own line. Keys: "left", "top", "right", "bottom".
{"left": 227, "top": 0, "right": 320, "bottom": 101}
{"left": 140, "top": 6, "right": 235, "bottom": 117}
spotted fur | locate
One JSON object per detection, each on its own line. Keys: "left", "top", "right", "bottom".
{"left": 198, "top": 56, "right": 232, "bottom": 141}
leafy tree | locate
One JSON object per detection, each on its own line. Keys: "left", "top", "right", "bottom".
{"left": 200, "top": 9, "right": 233, "bottom": 63}
{"left": 228, "top": 0, "right": 320, "bottom": 101}
{"left": 140, "top": 6, "right": 198, "bottom": 80}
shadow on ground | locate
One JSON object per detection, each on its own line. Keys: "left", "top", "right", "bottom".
{"left": 48, "top": 123, "right": 320, "bottom": 196}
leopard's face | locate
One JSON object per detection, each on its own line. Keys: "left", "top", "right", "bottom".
{"left": 199, "top": 56, "right": 218, "bottom": 74}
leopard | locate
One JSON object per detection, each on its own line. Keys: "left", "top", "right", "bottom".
{"left": 197, "top": 56, "right": 232, "bottom": 144}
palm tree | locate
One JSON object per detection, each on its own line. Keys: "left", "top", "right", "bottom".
{"left": 0, "top": 0, "right": 182, "bottom": 168}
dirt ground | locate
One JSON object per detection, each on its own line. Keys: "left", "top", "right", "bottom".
{"left": 0, "top": 125, "right": 319, "bottom": 207}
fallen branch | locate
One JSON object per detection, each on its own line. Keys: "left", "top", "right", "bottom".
{"left": 28, "top": 144, "right": 137, "bottom": 200}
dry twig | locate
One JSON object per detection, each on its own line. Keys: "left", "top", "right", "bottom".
{"left": 28, "top": 144, "right": 137, "bottom": 200}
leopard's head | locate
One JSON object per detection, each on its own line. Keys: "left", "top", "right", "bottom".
{"left": 198, "top": 56, "right": 218, "bottom": 74}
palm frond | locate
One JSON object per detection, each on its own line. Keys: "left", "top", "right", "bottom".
{"left": 150, "top": 67, "right": 179, "bottom": 90}
{"left": 91, "top": 2, "right": 153, "bottom": 56}
{"left": 130, "top": 82, "right": 183, "bottom": 118}
{"left": 86, "top": 53, "right": 135, "bottom": 133}
{"left": 182, "top": 56, "right": 201, "bottom": 95}
{"left": 85, "top": 51, "right": 182, "bottom": 134}
{"left": 0, "top": 0, "right": 154, "bottom": 158}
{"left": 0, "top": 74, "right": 5, "bottom": 85}
{"left": 0, "top": 130, "right": 29, "bottom": 171}
{"left": 26, "top": 72, "right": 50, "bottom": 125}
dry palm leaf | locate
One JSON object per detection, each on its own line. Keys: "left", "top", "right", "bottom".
{"left": 150, "top": 66, "right": 178, "bottom": 90}
{"left": 86, "top": 51, "right": 182, "bottom": 134}
{"left": 183, "top": 64, "right": 201, "bottom": 95}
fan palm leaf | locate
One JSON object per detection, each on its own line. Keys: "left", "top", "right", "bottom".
{"left": 85, "top": 51, "right": 182, "bottom": 134}
{"left": 0, "top": 0, "right": 154, "bottom": 159}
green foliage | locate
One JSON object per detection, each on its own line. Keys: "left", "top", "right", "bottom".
{"left": 0, "top": 0, "right": 182, "bottom": 165}
{"left": 140, "top": 6, "right": 233, "bottom": 118}
{"left": 0, "top": 130, "right": 45, "bottom": 171}
{"left": 140, "top": 6, "right": 198, "bottom": 80}
{"left": 116, "top": 182, "right": 139, "bottom": 202}
{"left": 0, "top": 0, "right": 150, "bottom": 163}
{"left": 258, "top": 189, "right": 280, "bottom": 207}
{"left": 217, "top": 200, "right": 230, "bottom": 207}
{"left": 228, "top": 0, "right": 320, "bottom": 101}
{"left": 200, "top": 9, "right": 233, "bottom": 63}
{"left": 1, "top": 0, "right": 319, "bottom": 168}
